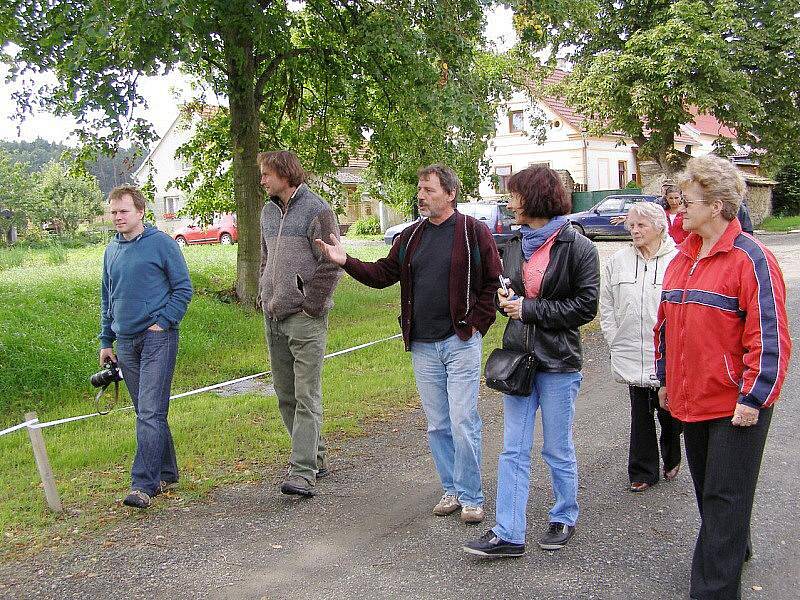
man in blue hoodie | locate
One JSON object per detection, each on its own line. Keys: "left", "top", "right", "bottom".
{"left": 99, "top": 185, "right": 193, "bottom": 509}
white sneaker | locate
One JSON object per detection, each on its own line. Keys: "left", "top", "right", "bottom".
{"left": 432, "top": 493, "right": 461, "bottom": 516}
{"left": 460, "top": 505, "right": 485, "bottom": 524}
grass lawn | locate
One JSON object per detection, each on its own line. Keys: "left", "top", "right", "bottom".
{"left": 0, "top": 241, "right": 505, "bottom": 558}
{"left": 758, "top": 215, "right": 800, "bottom": 232}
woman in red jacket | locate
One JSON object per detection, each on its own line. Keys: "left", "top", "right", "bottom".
{"left": 654, "top": 155, "right": 791, "bottom": 599}
{"left": 662, "top": 184, "right": 689, "bottom": 244}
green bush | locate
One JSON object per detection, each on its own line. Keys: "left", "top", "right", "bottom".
{"left": 352, "top": 215, "right": 381, "bottom": 235}
{"left": 773, "top": 161, "right": 800, "bottom": 216}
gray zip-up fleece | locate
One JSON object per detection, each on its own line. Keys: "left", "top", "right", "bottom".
{"left": 259, "top": 183, "right": 342, "bottom": 319}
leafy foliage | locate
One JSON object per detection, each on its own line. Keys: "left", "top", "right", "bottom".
{"left": 0, "top": 139, "right": 143, "bottom": 196}
{"left": 0, "top": 150, "right": 34, "bottom": 234}
{"left": 772, "top": 161, "right": 800, "bottom": 216}
{"left": 510, "top": 0, "right": 800, "bottom": 173}
{"left": 31, "top": 162, "right": 104, "bottom": 233}
{"left": 1, "top": 1, "right": 514, "bottom": 303}
{"left": 351, "top": 215, "right": 381, "bottom": 235}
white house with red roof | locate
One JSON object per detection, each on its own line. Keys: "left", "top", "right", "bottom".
{"left": 479, "top": 70, "right": 733, "bottom": 200}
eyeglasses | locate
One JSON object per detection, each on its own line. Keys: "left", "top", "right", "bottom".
{"left": 680, "top": 199, "right": 710, "bottom": 208}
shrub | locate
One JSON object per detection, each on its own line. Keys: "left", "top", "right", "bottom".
{"left": 352, "top": 215, "right": 381, "bottom": 235}
{"left": 773, "top": 161, "right": 800, "bottom": 216}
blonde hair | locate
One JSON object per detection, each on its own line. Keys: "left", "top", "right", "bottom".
{"left": 108, "top": 185, "right": 147, "bottom": 211}
{"left": 677, "top": 155, "right": 745, "bottom": 221}
{"left": 626, "top": 201, "right": 669, "bottom": 240}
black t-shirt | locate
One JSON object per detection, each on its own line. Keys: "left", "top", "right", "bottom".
{"left": 410, "top": 214, "right": 455, "bottom": 342}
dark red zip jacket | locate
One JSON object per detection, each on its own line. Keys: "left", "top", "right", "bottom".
{"left": 343, "top": 211, "right": 503, "bottom": 350}
{"left": 654, "top": 219, "right": 791, "bottom": 422}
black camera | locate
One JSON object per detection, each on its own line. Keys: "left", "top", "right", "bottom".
{"left": 90, "top": 361, "right": 123, "bottom": 388}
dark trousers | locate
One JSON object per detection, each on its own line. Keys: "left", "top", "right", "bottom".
{"left": 683, "top": 408, "right": 773, "bottom": 600}
{"left": 116, "top": 329, "right": 180, "bottom": 496}
{"left": 628, "top": 386, "right": 682, "bottom": 485}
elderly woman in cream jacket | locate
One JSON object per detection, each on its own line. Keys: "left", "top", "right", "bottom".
{"left": 600, "top": 202, "right": 681, "bottom": 492}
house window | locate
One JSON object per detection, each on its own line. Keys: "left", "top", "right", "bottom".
{"left": 494, "top": 165, "right": 512, "bottom": 193}
{"left": 508, "top": 110, "right": 525, "bottom": 133}
{"left": 618, "top": 161, "right": 628, "bottom": 188}
{"left": 164, "top": 196, "right": 179, "bottom": 218}
{"left": 684, "top": 145, "right": 692, "bottom": 155}
{"left": 175, "top": 158, "right": 190, "bottom": 172}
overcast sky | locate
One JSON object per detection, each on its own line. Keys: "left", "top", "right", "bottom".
{"left": 0, "top": 6, "right": 515, "bottom": 146}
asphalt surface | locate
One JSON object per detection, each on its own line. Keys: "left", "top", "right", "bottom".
{"left": 2, "top": 234, "right": 799, "bottom": 600}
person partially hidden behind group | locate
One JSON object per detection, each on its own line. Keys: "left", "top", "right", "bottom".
{"left": 464, "top": 166, "right": 599, "bottom": 557}
{"left": 655, "top": 154, "right": 791, "bottom": 599}
{"left": 600, "top": 202, "right": 682, "bottom": 493}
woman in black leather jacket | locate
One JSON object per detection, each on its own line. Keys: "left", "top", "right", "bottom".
{"left": 464, "top": 166, "right": 599, "bottom": 558}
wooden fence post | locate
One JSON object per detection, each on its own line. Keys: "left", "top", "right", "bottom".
{"left": 25, "top": 411, "right": 63, "bottom": 514}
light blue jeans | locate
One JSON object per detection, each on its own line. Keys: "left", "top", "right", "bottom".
{"left": 410, "top": 332, "right": 484, "bottom": 508}
{"left": 493, "top": 371, "right": 582, "bottom": 544}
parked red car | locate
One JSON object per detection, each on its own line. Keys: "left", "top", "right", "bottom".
{"left": 173, "top": 213, "right": 238, "bottom": 246}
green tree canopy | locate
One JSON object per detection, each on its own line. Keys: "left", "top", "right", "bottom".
{"left": 32, "top": 162, "right": 104, "bottom": 233}
{"left": 510, "top": 0, "right": 800, "bottom": 174}
{"left": 2, "top": 0, "right": 510, "bottom": 304}
{"left": 0, "top": 149, "right": 34, "bottom": 234}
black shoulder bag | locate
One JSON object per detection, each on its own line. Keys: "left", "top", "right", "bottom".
{"left": 484, "top": 322, "right": 537, "bottom": 396}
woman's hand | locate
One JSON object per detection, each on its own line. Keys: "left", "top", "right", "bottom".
{"left": 657, "top": 387, "right": 668, "bottom": 410}
{"left": 731, "top": 404, "right": 760, "bottom": 427}
{"left": 498, "top": 287, "right": 523, "bottom": 320}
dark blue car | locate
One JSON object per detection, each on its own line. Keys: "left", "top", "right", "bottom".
{"left": 567, "top": 194, "right": 661, "bottom": 239}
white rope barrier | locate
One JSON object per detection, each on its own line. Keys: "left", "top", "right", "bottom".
{"left": 0, "top": 418, "right": 39, "bottom": 437}
{"left": 3, "top": 333, "right": 403, "bottom": 434}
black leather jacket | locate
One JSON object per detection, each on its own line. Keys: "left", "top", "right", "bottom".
{"left": 499, "top": 223, "right": 600, "bottom": 372}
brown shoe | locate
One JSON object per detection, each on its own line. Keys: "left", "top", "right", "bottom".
{"left": 629, "top": 482, "right": 652, "bottom": 492}
{"left": 460, "top": 505, "right": 485, "bottom": 524}
{"left": 664, "top": 464, "right": 680, "bottom": 481}
{"left": 433, "top": 493, "right": 461, "bottom": 516}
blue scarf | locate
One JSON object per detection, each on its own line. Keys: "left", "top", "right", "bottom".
{"left": 520, "top": 216, "right": 568, "bottom": 260}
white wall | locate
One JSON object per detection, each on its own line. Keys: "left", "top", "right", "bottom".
{"left": 480, "top": 92, "right": 638, "bottom": 197}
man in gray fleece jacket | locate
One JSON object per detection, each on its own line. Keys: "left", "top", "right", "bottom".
{"left": 258, "top": 150, "right": 342, "bottom": 497}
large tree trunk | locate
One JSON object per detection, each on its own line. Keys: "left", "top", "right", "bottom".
{"left": 223, "top": 31, "right": 263, "bottom": 307}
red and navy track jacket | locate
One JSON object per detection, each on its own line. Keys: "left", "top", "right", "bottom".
{"left": 654, "top": 219, "right": 791, "bottom": 422}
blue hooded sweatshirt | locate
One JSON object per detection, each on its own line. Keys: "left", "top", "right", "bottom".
{"left": 99, "top": 226, "right": 193, "bottom": 348}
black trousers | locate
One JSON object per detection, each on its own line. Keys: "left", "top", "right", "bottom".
{"left": 683, "top": 408, "right": 773, "bottom": 600}
{"left": 628, "top": 386, "right": 683, "bottom": 485}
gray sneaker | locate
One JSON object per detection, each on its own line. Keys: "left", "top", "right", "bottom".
{"left": 433, "top": 493, "right": 461, "bottom": 516}
{"left": 281, "top": 475, "right": 316, "bottom": 497}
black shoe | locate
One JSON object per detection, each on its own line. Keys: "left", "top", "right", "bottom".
{"left": 316, "top": 466, "right": 330, "bottom": 479}
{"left": 122, "top": 490, "right": 151, "bottom": 509}
{"left": 463, "top": 530, "right": 525, "bottom": 557}
{"left": 280, "top": 476, "right": 316, "bottom": 497}
{"left": 538, "top": 522, "right": 576, "bottom": 550}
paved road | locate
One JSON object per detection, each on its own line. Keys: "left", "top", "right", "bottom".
{"left": 2, "top": 234, "right": 799, "bottom": 600}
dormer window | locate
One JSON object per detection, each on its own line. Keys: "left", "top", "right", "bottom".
{"left": 509, "top": 110, "right": 525, "bottom": 133}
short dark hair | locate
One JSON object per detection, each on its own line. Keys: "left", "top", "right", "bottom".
{"left": 109, "top": 185, "right": 147, "bottom": 211}
{"left": 257, "top": 150, "right": 307, "bottom": 187}
{"left": 417, "top": 164, "right": 460, "bottom": 201}
{"left": 507, "top": 166, "right": 571, "bottom": 218}
{"left": 664, "top": 185, "right": 680, "bottom": 196}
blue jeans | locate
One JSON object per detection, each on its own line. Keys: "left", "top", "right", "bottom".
{"left": 116, "top": 328, "right": 179, "bottom": 496}
{"left": 493, "top": 371, "right": 582, "bottom": 544}
{"left": 410, "top": 332, "right": 484, "bottom": 508}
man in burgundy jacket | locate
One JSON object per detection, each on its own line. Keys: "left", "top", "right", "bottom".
{"left": 315, "top": 164, "right": 502, "bottom": 525}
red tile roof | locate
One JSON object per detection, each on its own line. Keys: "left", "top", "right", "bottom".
{"left": 687, "top": 106, "right": 737, "bottom": 139}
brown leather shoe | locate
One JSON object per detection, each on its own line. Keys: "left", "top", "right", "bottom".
{"left": 629, "top": 482, "right": 651, "bottom": 492}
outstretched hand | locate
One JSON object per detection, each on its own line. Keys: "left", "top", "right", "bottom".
{"left": 314, "top": 233, "right": 347, "bottom": 266}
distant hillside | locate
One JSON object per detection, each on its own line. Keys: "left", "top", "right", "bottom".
{"left": 0, "top": 139, "right": 145, "bottom": 197}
